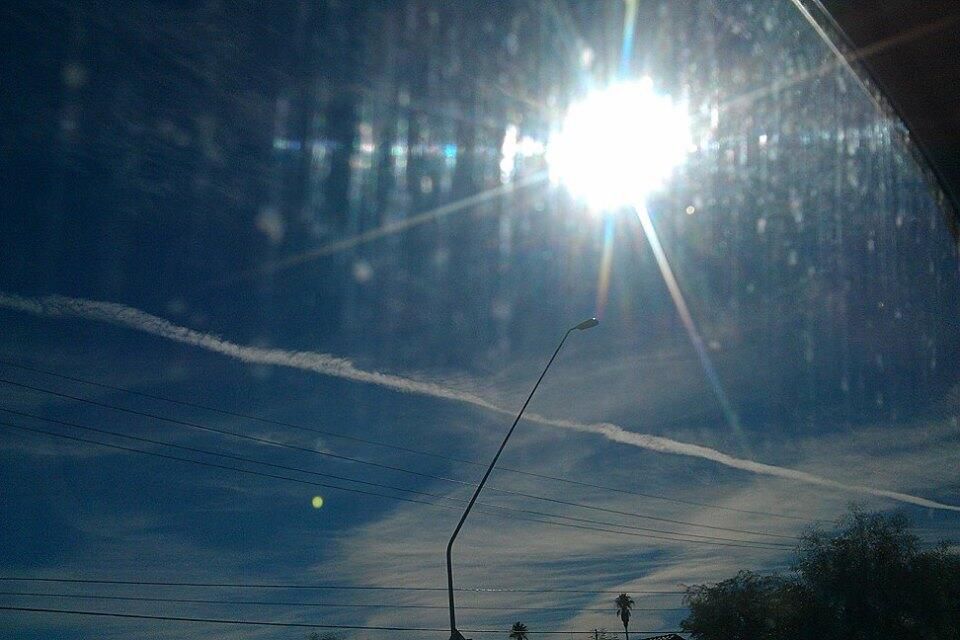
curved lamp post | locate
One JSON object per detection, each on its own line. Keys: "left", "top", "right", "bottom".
{"left": 446, "top": 317, "right": 600, "bottom": 640}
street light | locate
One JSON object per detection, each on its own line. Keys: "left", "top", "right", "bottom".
{"left": 446, "top": 317, "right": 599, "bottom": 640}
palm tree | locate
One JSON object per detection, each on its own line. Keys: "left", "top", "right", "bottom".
{"left": 509, "top": 622, "right": 529, "bottom": 640}
{"left": 614, "top": 593, "right": 634, "bottom": 640}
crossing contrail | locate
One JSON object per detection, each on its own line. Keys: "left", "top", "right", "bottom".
{"left": 2, "top": 291, "right": 958, "bottom": 513}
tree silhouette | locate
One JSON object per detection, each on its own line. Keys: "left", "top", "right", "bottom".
{"left": 682, "top": 508, "right": 960, "bottom": 640}
{"left": 614, "top": 593, "right": 634, "bottom": 640}
{"left": 509, "top": 621, "right": 529, "bottom": 640}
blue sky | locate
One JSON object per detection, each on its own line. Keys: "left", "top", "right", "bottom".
{"left": 2, "top": 1, "right": 960, "bottom": 639}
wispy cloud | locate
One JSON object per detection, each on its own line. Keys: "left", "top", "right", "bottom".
{"left": 320, "top": 415, "right": 958, "bottom": 634}
{"left": 2, "top": 291, "right": 958, "bottom": 513}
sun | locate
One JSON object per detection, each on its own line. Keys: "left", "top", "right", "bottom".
{"left": 547, "top": 78, "right": 692, "bottom": 212}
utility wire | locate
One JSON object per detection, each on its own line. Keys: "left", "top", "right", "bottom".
{"left": 1, "top": 421, "right": 792, "bottom": 550}
{"left": 0, "top": 591, "right": 688, "bottom": 612}
{"left": 0, "top": 408, "right": 793, "bottom": 547}
{"left": 0, "top": 606, "right": 688, "bottom": 634}
{"left": 0, "top": 377, "right": 802, "bottom": 541}
{"left": 0, "top": 577, "right": 685, "bottom": 595}
{"left": 0, "top": 359, "right": 809, "bottom": 522}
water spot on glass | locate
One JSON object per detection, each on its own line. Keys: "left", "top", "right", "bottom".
{"left": 250, "top": 364, "right": 272, "bottom": 380}
{"left": 685, "top": 205, "right": 695, "bottom": 215}
{"left": 846, "top": 165, "right": 859, "bottom": 188}
{"left": 505, "top": 32, "right": 519, "bottom": 55}
{"left": 756, "top": 217, "right": 767, "bottom": 234}
{"left": 62, "top": 62, "right": 87, "bottom": 89}
{"left": 580, "top": 48, "right": 594, "bottom": 67}
{"left": 255, "top": 206, "right": 285, "bottom": 244}
{"left": 491, "top": 299, "right": 512, "bottom": 321}
{"left": 60, "top": 111, "right": 78, "bottom": 133}
{"left": 353, "top": 260, "right": 373, "bottom": 283}
{"left": 434, "top": 247, "right": 449, "bottom": 268}
{"left": 846, "top": 133, "right": 859, "bottom": 155}
{"left": 166, "top": 299, "right": 187, "bottom": 316}
{"left": 836, "top": 74, "right": 848, "bottom": 93}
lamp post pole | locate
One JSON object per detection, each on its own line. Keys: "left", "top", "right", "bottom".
{"left": 446, "top": 318, "right": 599, "bottom": 640}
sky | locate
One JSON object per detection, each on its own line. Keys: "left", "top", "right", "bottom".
{"left": 2, "top": 1, "right": 960, "bottom": 639}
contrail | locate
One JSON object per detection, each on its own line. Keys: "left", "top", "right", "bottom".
{"left": 2, "top": 291, "right": 958, "bottom": 513}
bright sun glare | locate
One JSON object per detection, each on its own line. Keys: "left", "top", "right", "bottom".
{"left": 547, "top": 78, "right": 692, "bottom": 212}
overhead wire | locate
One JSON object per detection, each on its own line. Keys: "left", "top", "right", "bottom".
{"left": 0, "top": 606, "right": 688, "bottom": 634}
{"left": 0, "top": 359, "right": 811, "bottom": 523}
{"left": 0, "top": 419, "right": 793, "bottom": 550}
{"left": 0, "top": 408, "right": 792, "bottom": 547}
{"left": 0, "top": 375, "right": 804, "bottom": 541}
{"left": 0, "top": 591, "right": 687, "bottom": 612}
{"left": 0, "top": 576, "right": 686, "bottom": 595}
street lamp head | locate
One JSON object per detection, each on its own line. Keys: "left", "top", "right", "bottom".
{"left": 574, "top": 318, "right": 600, "bottom": 331}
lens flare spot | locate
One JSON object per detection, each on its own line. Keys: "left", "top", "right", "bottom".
{"left": 311, "top": 496, "right": 325, "bottom": 509}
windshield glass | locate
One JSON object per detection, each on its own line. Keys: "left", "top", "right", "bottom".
{"left": 2, "top": 2, "right": 958, "bottom": 639}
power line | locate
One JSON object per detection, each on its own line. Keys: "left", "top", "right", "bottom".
{"left": 0, "top": 409, "right": 791, "bottom": 548}
{"left": 0, "top": 377, "right": 803, "bottom": 542}
{"left": 1, "top": 421, "right": 450, "bottom": 507}
{"left": 0, "top": 377, "right": 468, "bottom": 484}
{"left": 0, "top": 606, "right": 689, "bottom": 634}
{"left": 1, "top": 421, "right": 792, "bottom": 550}
{"left": 0, "top": 359, "right": 809, "bottom": 522}
{"left": 0, "top": 406, "right": 461, "bottom": 499}
{"left": 0, "top": 591, "right": 688, "bottom": 612}
{"left": 1, "top": 407, "right": 791, "bottom": 546}
{"left": 0, "top": 577, "right": 686, "bottom": 595}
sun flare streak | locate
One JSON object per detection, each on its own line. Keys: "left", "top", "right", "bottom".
{"left": 633, "top": 205, "right": 751, "bottom": 454}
